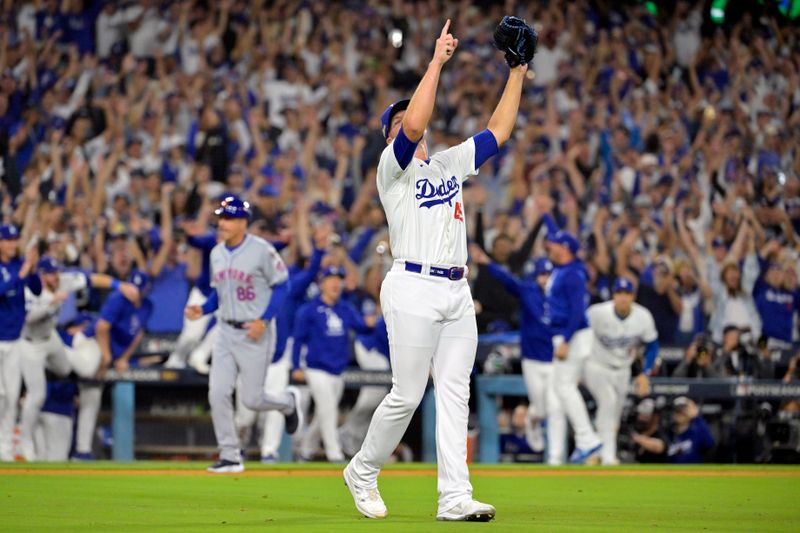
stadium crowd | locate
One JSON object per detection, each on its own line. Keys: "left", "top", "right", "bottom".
{"left": 1, "top": 0, "right": 799, "bottom": 463}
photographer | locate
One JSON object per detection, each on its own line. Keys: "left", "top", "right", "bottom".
{"left": 631, "top": 399, "right": 668, "bottom": 463}
{"left": 672, "top": 334, "right": 722, "bottom": 378}
{"left": 712, "top": 325, "right": 760, "bottom": 378}
{"left": 631, "top": 397, "right": 715, "bottom": 464}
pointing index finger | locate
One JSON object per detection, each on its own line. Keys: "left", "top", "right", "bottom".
{"left": 440, "top": 18, "right": 451, "bottom": 37}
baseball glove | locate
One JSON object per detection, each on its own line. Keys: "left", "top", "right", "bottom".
{"left": 493, "top": 16, "right": 538, "bottom": 68}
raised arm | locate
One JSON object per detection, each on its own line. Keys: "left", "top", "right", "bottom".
{"left": 402, "top": 19, "right": 458, "bottom": 141}
{"left": 486, "top": 64, "right": 527, "bottom": 146}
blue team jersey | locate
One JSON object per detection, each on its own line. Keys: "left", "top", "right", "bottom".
{"left": 275, "top": 249, "right": 324, "bottom": 361}
{"left": 187, "top": 234, "right": 217, "bottom": 297}
{"left": 486, "top": 263, "right": 552, "bottom": 362}
{"left": 0, "top": 258, "right": 42, "bottom": 340}
{"left": 755, "top": 281, "right": 798, "bottom": 343}
{"left": 292, "top": 295, "right": 372, "bottom": 375}
{"left": 544, "top": 259, "right": 589, "bottom": 342}
{"left": 85, "top": 292, "right": 152, "bottom": 360}
{"left": 42, "top": 381, "right": 78, "bottom": 417}
{"left": 667, "top": 417, "right": 715, "bottom": 464}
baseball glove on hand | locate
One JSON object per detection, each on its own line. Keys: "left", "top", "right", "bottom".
{"left": 493, "top": 16, "right": 538, "bottom": 68}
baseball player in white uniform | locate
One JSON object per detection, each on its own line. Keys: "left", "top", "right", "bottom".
{"left": 584, "top": 277, "right": 658, "bottom": 465}
{"left": 344, "top": 19, "right": 527, "bottom": 521}
{"left": 18, "top": 256, "right": 137, "bottom": 460}
{"left": 184, "top": 196, "right": 302, "bottom": 473}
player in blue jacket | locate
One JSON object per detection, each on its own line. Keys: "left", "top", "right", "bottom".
{"left": 0, "top": 223, "right": 40, "bottom": 461}
{"left": 292, "top": 266, "right": 375, "bottom": 462}
{"left": 542, "top": 215, "right": 602, "bottom": 465}
{"left": 71, "top": 269, "right": 152, "bottom": 460}
{"left": 471, "top": 245, "right": 555, "bottom": 453}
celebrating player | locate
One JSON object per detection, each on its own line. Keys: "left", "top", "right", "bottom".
{"left": 344, "top": 18, "right": 532, "bottom": 521}
{"left": 0, "top": 224, "right": 39, "bottom": 461}
{"left": 184, "top": 196, "right": 302, "bottom": 474}
{"left": 584, "top": 278, "right": 658, "bottom": 465}
{"left": 291, "top": 266, "right": 375, "bottom": 462}
{"left": 470, "top": 246, "right": 556, "bottom": 454}
{"left": 542, "top": 215, "right": 603, "bottom": 465}
{"left": 18, "top": 257, "right": 138, "bottom": 461}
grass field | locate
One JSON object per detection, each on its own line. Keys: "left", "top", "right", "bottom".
{"left": 1, "top": 462, "right": 798, "bottom": 532}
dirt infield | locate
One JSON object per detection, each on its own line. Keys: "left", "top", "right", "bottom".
{"left": 2, "top": 467, "right": 799, "bottom": 478}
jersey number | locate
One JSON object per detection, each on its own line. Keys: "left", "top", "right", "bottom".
{"left": 454, "top": 201, "right": 464, "bottom": 222}
{"left": 236, "top": 286, "right": 256, "bottom": 301}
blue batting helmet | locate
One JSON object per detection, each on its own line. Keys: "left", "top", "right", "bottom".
{"left": 215, "top": 196, "right": 251, "bottom": 219}
{"left": 380, "top": 99, "right": 410, "bottom": 139}
{"left": 128, "top": 269, "right": 152, "bottom": 292}
{"left": 319, "top": 266, "right": 346, "bottom": 280}
{"left": 613, "top": 277, "right": 636, "bottom": 294}
{"left": 533, "top": 257, "right": 554, "bottom": 276}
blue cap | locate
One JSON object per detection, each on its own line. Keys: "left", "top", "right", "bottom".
{"left": 214, "top": 196, "right": 251, "bottom": 219}
{"left": 319, "top": 266, "right": 346, "bottom": 279}
{"left": 711, "top": 236, "right": 727, "bottom": 248}
{"left": 380, "top": 99, "right": 410, "bottom": 139}
{"left": 533, "top": 257, "right": 554, "bottom": 276}
{"left": 546, "top": 230, "right": 580, "bottom": 254}
{"left": 38, "top": 256, "right": 61, "bottom": 273}
{"left": 0, "top": 224, "right": 20, "bottom": 240}
{"left": 128, "top": 269, "right": 151, "bottom": 292}
{"left": 613, "top": 277, "right": 636, "bottom": 293}
{"left": 258, "top": 184, "right": 279, "bottom": 197}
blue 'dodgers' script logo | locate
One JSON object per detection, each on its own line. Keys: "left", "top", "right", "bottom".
{"left": 416, "top": 176, "right": 459, "bottom": 208}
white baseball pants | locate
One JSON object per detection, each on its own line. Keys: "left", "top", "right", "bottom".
{"left": 349, "top": 267, "right": 478, "bottom": 513}
{"left": 18, "top": 334, "right": 72, "bottom": 460}
{"left": 0, "top": 339, "right": 22, "bottom": 461}
{"left": 67, "top": 332, "right": 103, "bottom": 456}
{"left": 521, "top": 358, "right": 567, "bottom": 463}
{"left": 167, "top": 287, "right": 212, "bottom": 366}
{"left": 34, "top": 412, "right": 73, "bottom": 461}
{"left": 553, "top": 328, "right": 602, "bottom": 452}
{"left": 300, "top": 368, "right": 345, "bottom": 461}
{"left": 583, "top": 359, "right": 630, "bottom": 465}
{"left": 339, "top": 341, "right": 390, "bottom": 456}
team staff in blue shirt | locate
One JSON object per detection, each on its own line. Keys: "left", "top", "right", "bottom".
{"left": 292, "top": 266, "right": 375, "bottom": 462}
{"left": 471, "top": 244, "right": 554, "bottom": 453}
{"left": 0, "top": 223, "right": 40, "bottom": 462}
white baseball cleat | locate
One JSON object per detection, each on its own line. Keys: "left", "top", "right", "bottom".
{"left": 437, "top": 500, "right": 496, "bottom": 522}
{"left": 343, "top": 464, "right": 387, "bottom": 519}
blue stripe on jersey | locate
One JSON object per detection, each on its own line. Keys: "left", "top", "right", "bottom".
{"left": 392, "top": 127, "right": 418, "bottom": 170}
{"left": 473, "top": 129, "right": 499, "bottom": 169}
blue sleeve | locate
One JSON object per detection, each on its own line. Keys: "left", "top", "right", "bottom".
{"left": 348, "top": 227, "right": 376, "bottom": 264}
{"left": 693, "top": 417, "right": 715, "bottom": 452}
{"left": 187, "top": 234, "right": 217, "bottom": 251}
{"left": 262, "top": 279, "right": 290, "bottom": 320}
{"left": 486, "top": 262, "right": 522, "bottom": 297}
{"left": 201, "top": 291, "right": 219, "bottom": 314}
{"left": 542, "top": 213, "right": 560, "bottom": 236}
{"left": 344, "top": 302, "right": 373, "bottom": 335}
{"left": 26, "top": 274, "right": 42, "bottom": 296}
{"left": 292, "top": 307, "right": 311, "bottom": 369}
{"left": 643, "top": 340, "right": 659, "bottom": 374}
{"left": 99, "top": 293, "right": 125, "bottom": 324}
{"left": 473, "top": 129, "right": 499, "bottom": 169}
{"left": 563, "top": 271, "right": 587, "bottom": 342}
{"left": 290, "top": 248, "right": 324, "bottom": 297}
{"left": 392, "top": 127, "right": 419, "bottom": 170}
{"left": 270, "top": 240, "right": 288, "bottom": 252}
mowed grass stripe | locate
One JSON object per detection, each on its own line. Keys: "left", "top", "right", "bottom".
{"left": 1, "top": 469, "right": 797, "bottom": 532}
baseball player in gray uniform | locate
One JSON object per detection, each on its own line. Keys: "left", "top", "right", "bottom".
{"left": 344, "top": 19, "right": 528, "bottom": 521}
{"left": 184, "top": 196, "right": 302, "bottom": 473}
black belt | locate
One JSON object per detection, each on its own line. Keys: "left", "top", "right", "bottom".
{"left": 405, "top": 261, "right": 465, "bottom": 281}
{"left": 223, "top": 319, "right": 249, "bottom": 330}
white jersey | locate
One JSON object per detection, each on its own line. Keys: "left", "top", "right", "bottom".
{"left": 587, "top": 301, "right": 657, "bottom": 369}
{"left": 23, "top": 272, "right": 89, "bottom": 341}
{"left": 377, "top": 137, "right": 478, "bottom": 266}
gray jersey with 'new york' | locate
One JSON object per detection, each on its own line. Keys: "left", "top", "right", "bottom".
{"left": 210, "top": 234, "right": 288, "bottom": 322}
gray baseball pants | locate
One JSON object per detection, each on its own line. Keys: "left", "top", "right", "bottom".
{"left": 210, "top": 321, "right": 293, "bottom": 463}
